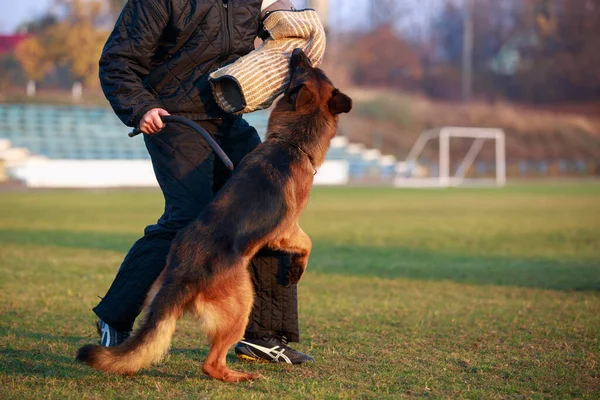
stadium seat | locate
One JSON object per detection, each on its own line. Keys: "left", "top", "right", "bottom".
{"left": 0, "top": 104, "right": 397, "bottom": 180}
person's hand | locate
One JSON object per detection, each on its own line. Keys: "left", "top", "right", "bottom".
{"left": 140, "top": 108, "right": 170, "bottom": 134}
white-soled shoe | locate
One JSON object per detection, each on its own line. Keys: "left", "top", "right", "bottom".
{"left": 96, "top": 320, "right": 131, "bottom": 347}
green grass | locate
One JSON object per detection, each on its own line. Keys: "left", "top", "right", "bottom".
{"left": 1, "top": 184, "right": 599, "bottom": 399}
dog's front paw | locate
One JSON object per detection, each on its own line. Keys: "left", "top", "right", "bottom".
{"left": 288, "top": 262, "right": 306, "bottom": 285}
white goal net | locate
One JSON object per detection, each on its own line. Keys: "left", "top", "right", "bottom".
{"left": 394, "top": 127, "right": 506, "bottom": 188}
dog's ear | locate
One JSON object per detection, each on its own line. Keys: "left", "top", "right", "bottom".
{"left": 290, "top": 84, "right": 315, "bottom": 110}
{"left": 287, "top": 50, "right": 317, "bottom": 110}
{"left": 290, "top": 48, "right": 313, "bottom": 70}
{"left": 328, "top": 89, "right": 353, "bottom": 115}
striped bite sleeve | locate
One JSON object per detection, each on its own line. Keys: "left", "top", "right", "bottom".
{"left": 209, "top": 9, "right": 326, "bottom": 115}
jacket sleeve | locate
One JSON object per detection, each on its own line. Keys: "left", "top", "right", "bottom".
{"left": 99, "top": 0, "right": 168, "bottom": 127}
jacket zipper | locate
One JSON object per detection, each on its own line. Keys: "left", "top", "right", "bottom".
{"left": 222, "top": 0, "right": 232, "bottom": 59}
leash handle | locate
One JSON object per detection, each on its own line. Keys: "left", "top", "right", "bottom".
{"left": 128, "top": 128, "right": 143, "bottom": 137}
{"left": 128, "top": 115, "right": 234, "bottom": 171}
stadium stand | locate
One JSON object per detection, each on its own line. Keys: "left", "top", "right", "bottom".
{"left": 0, "top": 104, "right": 396, "bottom": 186}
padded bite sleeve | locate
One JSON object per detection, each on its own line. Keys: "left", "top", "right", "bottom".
{"left": 210, "top": 9, "right": 326, "bottom": 114}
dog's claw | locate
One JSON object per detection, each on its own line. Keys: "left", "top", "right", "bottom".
{"left": 288, "top": 265, "right": 305, "bottom": 285}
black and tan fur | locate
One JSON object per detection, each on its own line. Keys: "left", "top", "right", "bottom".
{"left": 76, "top": 49, "right": 352, "bottom": 382}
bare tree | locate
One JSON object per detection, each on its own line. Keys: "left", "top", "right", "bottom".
{"left": 368, "top": 0, "right": 405, "bottom": 30}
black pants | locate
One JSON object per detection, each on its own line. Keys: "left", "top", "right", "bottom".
{"left": 93, "top": 117, "right": 299, "bottom": 342}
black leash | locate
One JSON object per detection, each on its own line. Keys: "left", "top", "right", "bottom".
{"left": 129, "top": 115, "right": 234, "bottom": 171}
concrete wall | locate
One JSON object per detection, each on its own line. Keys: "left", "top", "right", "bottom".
{"left": 9, "top": 159, "right": 349, "bottom": 188}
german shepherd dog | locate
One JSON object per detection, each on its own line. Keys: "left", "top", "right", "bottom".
{"left": 76, "top": 49, "right": 352, "bottom": 382}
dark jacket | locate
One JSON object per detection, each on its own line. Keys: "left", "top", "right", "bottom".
{"left": 99, "top": 0, "right": 263, "bottom": 127}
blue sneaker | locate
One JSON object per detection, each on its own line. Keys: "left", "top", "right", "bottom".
{"left": 96, "top": 320, "right": 131, "bottom": 347}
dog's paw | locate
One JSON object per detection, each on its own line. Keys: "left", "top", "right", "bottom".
{"left": 288, "top": 263, "right": 306, "bottom": 285}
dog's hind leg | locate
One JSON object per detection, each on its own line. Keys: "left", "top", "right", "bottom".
{"left": 196, "top": 265, "right": 263, "bottom": 382}
{"left": 142, "top": 269, "right": 166, "bottom": 310}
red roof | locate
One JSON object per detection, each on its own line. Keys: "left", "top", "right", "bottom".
{"left": 0, "top": 34, "right": 29, "bottom": 56}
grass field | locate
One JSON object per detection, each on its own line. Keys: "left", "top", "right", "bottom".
{"left": 1, "top": 183, "right": 599, "bottom": 399}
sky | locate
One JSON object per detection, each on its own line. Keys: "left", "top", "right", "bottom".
{"left": 0, "top": 0, "right": 439, "bottom": 35}
{"left": 0, "top": 0, "right": 54, "bottom": 34}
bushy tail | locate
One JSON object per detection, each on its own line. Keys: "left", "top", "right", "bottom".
{"left": 76, "top": 302, "right": 182, "bottom": 375}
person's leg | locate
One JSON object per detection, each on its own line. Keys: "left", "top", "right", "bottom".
{"left": 245, "top": 251, "right": 299, "bottom": 341}
{"left": 94, "top": 227, "right": 177, "bottom": 333}
{"left": 213, "top": 118, "right": 304, "bottom": 356}
{"left": 93, "top": 120, "right": 222, "bottom": 334}
{"left": 95, "top": 116, "right": 308, "bottom": 360}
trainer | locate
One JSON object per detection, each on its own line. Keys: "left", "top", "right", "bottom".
{"left": 93, "top": 0, "right": 314, "bottom": 364}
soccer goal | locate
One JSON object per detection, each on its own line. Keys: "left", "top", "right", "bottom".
{"left": 394, "top": 127, "right": 506, "bottom": 188}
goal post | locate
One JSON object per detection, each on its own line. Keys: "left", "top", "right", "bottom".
{"left": 394, "top": 127, "right": 506, "bottom": 188}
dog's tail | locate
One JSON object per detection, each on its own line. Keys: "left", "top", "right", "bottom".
{"left": 76, "top": 284, "right": 188, "bottom": 375}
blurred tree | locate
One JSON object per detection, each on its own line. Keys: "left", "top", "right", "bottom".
{"left": 0, "top": 54, "right": 27, "bottom": 91}
{"left": 419, "top": 1, "right": 464, "bottom": 99}
{"left": 7, "top": 0, "right": 111, "bottom": 90}
{"left": 503, "top": 0, "right": 600, "bottom": 101}
{"left": 368, "top": 0, "right": 406, "bottom": 31}
{"left": 348, "top": 24, "right": 422, "bottom": 90}
{"left": 423, "top": 0, "right": 518, "bottom": 100}
{"left": 15, "top": 13, "right": 60, "bottom": 34}
{"left": 430, "top": 1, "right": 464, "bottom": 67}
{"left": 421, "top": 0, "right": 600, "bottom": 102}
{"left": 14, "top": 36, "right": 54, "bottom": 83}
{"left": 541, "top": 0, "right": 598, "bottom": 100}
{"left": 45, "top": 0, "right": 109, "bottom": 89}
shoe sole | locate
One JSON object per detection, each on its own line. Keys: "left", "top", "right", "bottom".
{"left": 236, "top": 353, "right": 313, "bottom": 365}
{"left": 236, "top": 353, "right": 271, "bottom": 363}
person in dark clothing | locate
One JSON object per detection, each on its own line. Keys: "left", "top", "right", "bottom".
{"left": 94, "top": 0, "right": 314, "bottom": 364}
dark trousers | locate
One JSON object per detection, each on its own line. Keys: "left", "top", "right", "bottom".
{"left": 93, "top": 117, "right": 299, "bottom": 342}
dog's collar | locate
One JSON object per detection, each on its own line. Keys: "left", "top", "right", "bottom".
{"left": 271, "top": 136, "right": 317, "bottom": 175}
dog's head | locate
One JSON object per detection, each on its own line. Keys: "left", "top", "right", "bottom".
{"left": 276, "top": 49, "right": 352, "bottom": 117}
